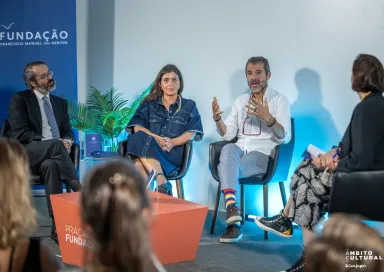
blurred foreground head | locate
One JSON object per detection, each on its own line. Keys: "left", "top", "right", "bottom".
{"left": 81, "top": 159, "right": 152, "bottom": 271}
{"left": 306, "top": 214, "right": 384, "bottom": 272}
{"left": 0, "top": 138, "right": 36, "bottom": 249}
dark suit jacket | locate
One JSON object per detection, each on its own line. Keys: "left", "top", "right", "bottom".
{"left": 337, "top": 92, "right": 384, "bottom": 172}
{"left": 8, "top": 89, "right": 74, "bottom": 145}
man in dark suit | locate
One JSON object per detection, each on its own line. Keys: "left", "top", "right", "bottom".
{"left": 8, "top": 61, "right": 82, "bottom": 244}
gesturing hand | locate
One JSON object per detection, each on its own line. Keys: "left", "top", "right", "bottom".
{"left": 162, "top": 137, "right": 174, "bottom": 152}
{"left": 245, "top": 98, "right": 271, "bottom": 122}
{"left": 212, "top": 97, "right": 223, "bottom": 121}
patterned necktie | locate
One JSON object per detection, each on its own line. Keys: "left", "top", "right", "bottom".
{"left": 42, "top": 96, "right": 60, "bottom": 139}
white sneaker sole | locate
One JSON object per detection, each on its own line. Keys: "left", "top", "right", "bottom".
{"left": 226, "top": 215, "right": 242, "bottom": 225}
{"left": 254, "top": 216, "right": 292, "bottom": 238}
{"left": 219, "top": 233, "right": 243, "bottom": 243}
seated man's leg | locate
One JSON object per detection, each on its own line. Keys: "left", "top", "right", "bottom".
{"left": 39, "top": 159, "right": 61, "bottom": 244}
{"left": 25, "top": 140, "right": 81, "bottom": 244}
{"left": 25, "top": 139, "right": 80, "bottom": 191}
{"left": 217, "top": 143, "right": 243, "bottom": 243}
{"left": 39, "top": 159, "right": 62, "bottom": 216}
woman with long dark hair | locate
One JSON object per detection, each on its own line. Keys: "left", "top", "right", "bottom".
{"left": 125, "top": 64, "right": 203, "bottom": 195}
{"left": 255, "top": 54, "right": 384, "bottom": 271}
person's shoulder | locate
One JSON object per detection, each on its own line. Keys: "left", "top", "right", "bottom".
{"left": 10, "top": 90, "right": 31, "bottom": 104}
{"left": 138, "top": 99, "right": 154, "bottom": 111}
{"left": 236, "top": 93, "right": 250, "bottom": 100}
{"left": 181, "top": 97, "right": 196, "bottom": 107}
{"left": 268, "top": 88, "right": 289, "bottom": 103}
{"left": 356, "top": 93, "right": 384, "bottom": 113}
{"left": 12, "top": 89, "right": 30, "bottom": 98}
{"left": 233, "top": 93, "right": 249, "bottom": 105}
{"left": 269, "top": 87, "right": 287, "bottom": 99}
{"left": 50, "top": 93, "right": 66, "bottom": 103}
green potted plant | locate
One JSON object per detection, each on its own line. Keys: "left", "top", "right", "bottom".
{"left": 66, "top": 83, "right": 152, "bottom": 151}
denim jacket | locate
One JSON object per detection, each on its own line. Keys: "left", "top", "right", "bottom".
{"left": 127, "top": 96, "right": 204, "bottom": 141}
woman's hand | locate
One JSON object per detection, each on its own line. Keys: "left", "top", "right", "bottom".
{"left": 311, "top": 154, "right": 323, "bottom": 169}
{"left": 154, "top": 136, "right": 165, "bottom": 148}
{"left": 318, "top": 148, "right": 339, "bottom": 170}
{"left": 162, "top": 137, "right": 174, "bottom": 152}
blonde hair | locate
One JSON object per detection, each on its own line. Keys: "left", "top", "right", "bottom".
{"left": 0, "top": 139, "right": 36, "bottom": 249}
{"left": 306, "top": 214, "right": 384, "bottom": 272}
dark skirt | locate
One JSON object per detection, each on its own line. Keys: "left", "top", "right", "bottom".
{"left": 288, "top": 159, "right": 333, "bottom": 231}
{"left": 126, "top": 130, "right": 184, "bottom": 176}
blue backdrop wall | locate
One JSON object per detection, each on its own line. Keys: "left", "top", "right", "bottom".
{"left": 0, "top": 0, "right": 78, "bottom": 122}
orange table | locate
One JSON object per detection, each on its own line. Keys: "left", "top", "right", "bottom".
{"left": 51, "top": 191, "right": 208, "bottom": 267}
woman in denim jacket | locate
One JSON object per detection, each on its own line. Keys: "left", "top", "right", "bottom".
{"left": 125, "top": 64, "right": 204, "bottom": 195}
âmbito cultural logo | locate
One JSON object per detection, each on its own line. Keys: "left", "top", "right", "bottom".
{"left": 346, "top": 250, "right": 383, "bottom": 261}
{"left": 0, "top": 22, "right": 69, "bottom": 47}
{"left": 345, "top": 250, "right": 383, "bottom": 269}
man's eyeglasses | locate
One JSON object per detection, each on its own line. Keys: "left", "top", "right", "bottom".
{"left": 35, "top": 70, "right": 53, "bottom": 80}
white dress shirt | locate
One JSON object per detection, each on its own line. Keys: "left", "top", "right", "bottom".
{"left": 34, "top": 90, "right": 53, "bottom": 141}
{"left": 220, "top": 87, "right": 291, "bottom": 156}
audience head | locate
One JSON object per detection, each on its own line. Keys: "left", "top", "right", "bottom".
{"left": 306, "top": 214, "right": 384, "bottom": 272}
{"left": 0, "top": 139, "right": 36, "bottom": 249}
{"left": 351, "top": 54, "right": 384, "bottom": 94}
{"left": 245, "top": 56, "right": 271, "bottom": 94}
{"left": 23, "top": 61, "right": 56, "bottom": 95}
{"left": 145, "top": 64, "right": 184, "bottom": 101}
{"left": 81, "top": 159, "right": 152, "bottom": 271}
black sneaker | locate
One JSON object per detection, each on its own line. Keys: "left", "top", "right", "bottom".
{"left": 280, "top": 256, "right": 305, "bottom": 272}
{"left": 254, "top": 210, "right": 293, "bottom": 238}
{"left": 219, "top": 224, "right": 243, "bottom": 243}
{"left": 226, "top": 204, "right": 242, "bottom": 225}
{"left": 156, "top": 181, "right": 173, "bottom": 196}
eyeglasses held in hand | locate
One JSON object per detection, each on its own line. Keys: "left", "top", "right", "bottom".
{"left": 242, "top": 94, "right": 264, "bottom": 136}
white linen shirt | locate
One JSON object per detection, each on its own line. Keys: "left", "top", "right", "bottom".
{"left": 220, "top": 87, "right": 291, "bottom": 156}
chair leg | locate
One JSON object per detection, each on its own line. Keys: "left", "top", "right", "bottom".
{"left": 263, "top": 184, "right": 268, "bottom": 239}
{"left": 176, "top": 179, "right": 184, "bottom": 199}
{"left": 240, "top": 184, "right": 245, "bottom": 225}
{"left": 279, "top": 181, "right": 287, "bottom": 207}
{"left": 210, "top": 183, "right": 221, "bottom": 234}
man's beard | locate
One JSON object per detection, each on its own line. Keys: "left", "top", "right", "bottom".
{"left": 35, "top": 79, "right": 56, "bottom": 94}
{"left": 249, "top": 79, "right": 268, "bottom": 93}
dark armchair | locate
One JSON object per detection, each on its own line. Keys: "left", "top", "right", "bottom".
{"left": 209, "top": 118, "right": 295, "bottom": 239}
{"left": 328, "top": 170, "right": 384, "bottom": 221}
{"left": 1, "top": 119, "right": 80, "bottom": 193}
{"left": 117, "top": 138, "right": 194, "bottom": 199}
